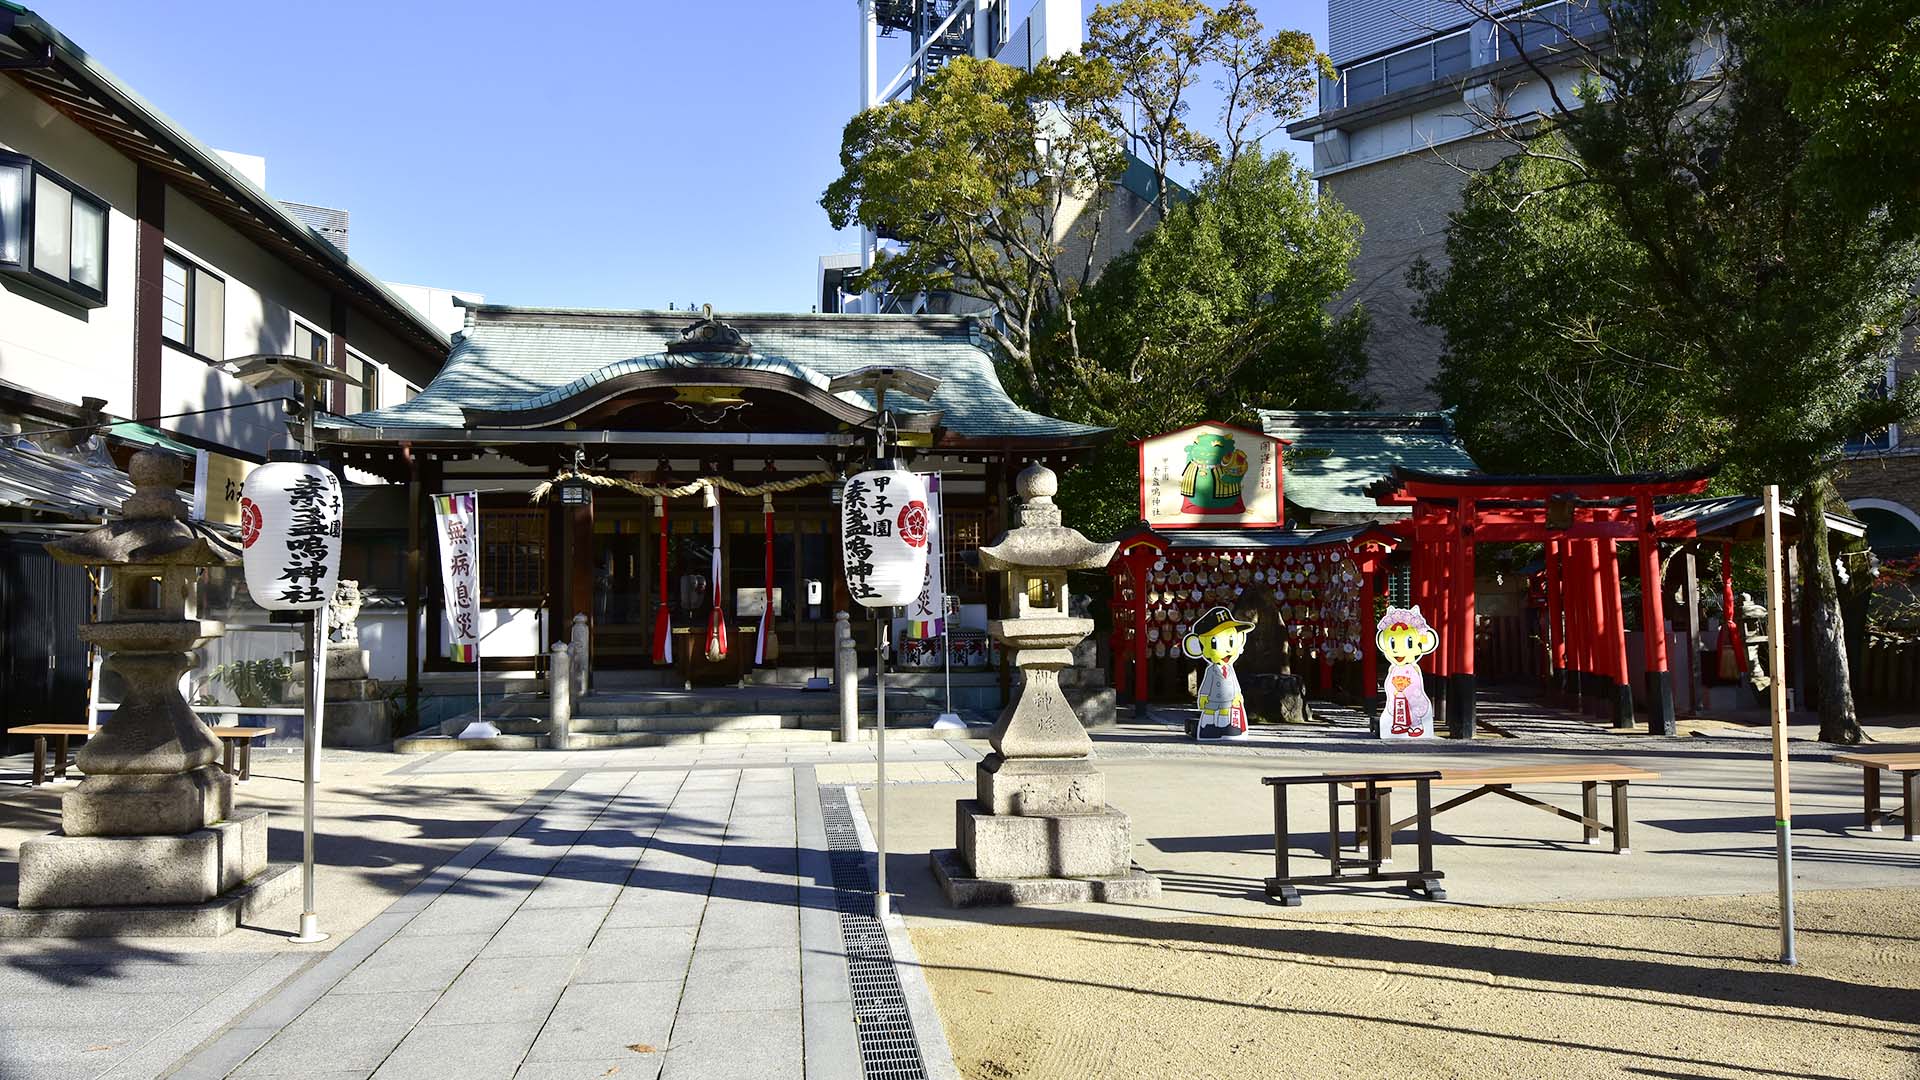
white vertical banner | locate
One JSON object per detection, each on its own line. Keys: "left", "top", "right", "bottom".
{"left": 433, "top": 491, "right": 481, "bottom": 662}
{"left": 906, "top": 473, "right": 945, "bottom": 639}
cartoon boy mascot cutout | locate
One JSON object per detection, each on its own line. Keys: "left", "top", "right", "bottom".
{"left": 1376, "top": 606, "right": 1439, "bottom": 740}
{"left": 1183, "top": 606, "right": 1255, "bottom": 740}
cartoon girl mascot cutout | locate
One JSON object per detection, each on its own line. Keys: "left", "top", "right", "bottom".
{"left": 1376, "top": 606, "right": 1439, "bottom": 740}
{"left": 1183, "top": 606, "right": 1255, "bottom": 740}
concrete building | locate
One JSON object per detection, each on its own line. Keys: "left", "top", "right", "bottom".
{"left": 1286, "top": 0, "right": 1609, "bottom": 408}
{"left": 0, "top": 3, "right": 451, "bottom": 732}
{"left": 1288, "top": 0, "right": 1920, "bottom": 556}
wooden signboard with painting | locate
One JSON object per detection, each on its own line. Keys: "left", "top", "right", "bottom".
{"left": 1136, "top": 422, "right": 1284, "bottom": 529}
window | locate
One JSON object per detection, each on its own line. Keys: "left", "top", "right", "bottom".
{"left": 345, "top": 351, "right": 380, "bottom": 413}
{"left": 1433, "top": 33, "right": 1473, "bottom": 78}
{"left": 1385, "top": 47, "right": 1434, "bottom": 92}
{"left": 340, "top": 530, "right": 407, "bottom": 595}
{"left": 161, "top": 251, "right": 225, "bottom": 361}
{"left": 0, "top": 150, "right": 108, "bottom": 306}
{"left": 0, "top": 157, "right": 22, "bottom": 267}
{"left": 479, "top": 509, "right": 546, "bottom": 604}
{"left": 1344, "top": 58, "right": 1386, "bottom": 104}
{"left": 946, "top": 509, "right": 988, "bottom": 602}
{"left": 292, "top": 321, "right": 328, "bottom": 366}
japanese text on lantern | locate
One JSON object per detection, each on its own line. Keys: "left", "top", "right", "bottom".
{"left": 277, "top": 473, "right": 342, "bottom": 606}
{"left": 842, "top": 474, "right": 894, "bottom": 600}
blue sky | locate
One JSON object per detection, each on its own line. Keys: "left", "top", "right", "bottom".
{"left": 28, "top": 0, "right": 1327, "bottom": 313}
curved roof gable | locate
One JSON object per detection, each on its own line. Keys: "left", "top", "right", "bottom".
{"left": 343, "top": 305, "right": 1104, "bottom": 445}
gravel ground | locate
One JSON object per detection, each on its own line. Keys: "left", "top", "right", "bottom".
{"left": 911, "top": 887, "right": 1920, "bottom": 1080}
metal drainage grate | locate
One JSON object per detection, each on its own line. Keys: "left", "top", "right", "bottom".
{"left": 819, "top": 786, "right": 929, "bottom": 1080}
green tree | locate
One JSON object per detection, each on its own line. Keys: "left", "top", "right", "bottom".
{"left": 1085, "top": 0, "right": 1326, "bottom": 211}
{"left": 821, "top": 55, "right": 1123, "bottom": 413}
{"left": 1418, "top": 0, "right": 1920, "bottom": 741}
{"left": 1413, "top": 141, "right": 1710, "bottom": 475}
{"left": 1061, "top": 149, "right": 1373, "bottom": 537}
{"left": 824, "top": 0, "right": 1368, "bottom": 541}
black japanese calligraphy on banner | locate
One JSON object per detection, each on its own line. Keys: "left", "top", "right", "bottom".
{"left": 433, "top": 491, "right": 482, "bottom": 662}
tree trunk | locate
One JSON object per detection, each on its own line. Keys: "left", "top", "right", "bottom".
{"left": 1796, "top": 475, "right": 1862, "bottom": 744}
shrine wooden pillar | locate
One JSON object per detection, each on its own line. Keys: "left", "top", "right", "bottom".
{"left": 1600, "top": 538, "right": 1634, "bottom": 727}
{"left": 1637, "top": 495, "right": 1676, "bottom": 735}
{"left": 404, "top": 446, "right": 422, "bottom": 723}
{"left": 1358, "top": 549, "right": 1383, "bottom": 713}
{"left": 1544, "top": 537, "right": 1565, "bottom": 697}
{"left": 1449, "top": 498, "right": 1477, "bottom": 739}
{"left": 1573, "top": 537, "right": 1601, "bottom": 713}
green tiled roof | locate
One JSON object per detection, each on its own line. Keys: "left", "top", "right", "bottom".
{"left": 339, "top": 306, "right": 1104, "bottom": 443}
{"left": 1257, "top": 409, "right": 1480, "bottom": 516}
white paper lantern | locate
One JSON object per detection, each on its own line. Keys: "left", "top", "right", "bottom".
{"left": 841, "top": 466, "right": 930, "bottom": 607}
{"left": 240, "top": 458, "right": 344, "bottom": 611}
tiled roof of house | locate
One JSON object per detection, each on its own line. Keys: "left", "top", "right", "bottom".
{"left": 337, "top": 305, "right": 1105, "bottom": 443}
{"left": 1256, "top": 409, "right": 1479, "bottom": 516}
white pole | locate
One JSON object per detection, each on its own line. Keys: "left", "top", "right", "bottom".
{"left": 472, "top": 491, "right": 483, "bottom": 723}
{"left": 290, "top": 376, "right": 329, "bottom": 945}
{"left": 291, "top": 603, "right": 329, "bottom": 944}
{"left": 876, "top": 613, "right": 889, "bottom": 921}
{"left": 1763, "top": 485, "right": 1796, "bottom": 965}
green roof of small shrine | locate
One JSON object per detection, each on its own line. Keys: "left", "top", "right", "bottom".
{"left": 1257, "top": 410, "right": 1480, "bottom": 517}
{"left": 330, "top": 305, "right": 1105, "bottom": 445}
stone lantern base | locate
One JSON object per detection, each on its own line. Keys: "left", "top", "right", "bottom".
{"left": 930, "top": 753, "right": 1162, "bottom": 907}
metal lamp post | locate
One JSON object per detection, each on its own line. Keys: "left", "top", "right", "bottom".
{"left": 223, "top": 353, "right": 362, "bottom": 945}
{"left": 828, "top": 366, "right": 940, "bottom": 921}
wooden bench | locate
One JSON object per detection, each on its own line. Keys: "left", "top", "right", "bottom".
{"left": 1348, "top": 763, "right": 1662, "bottom": 859}
{"left": 1263, "top": 771, "right": 1446, "bottom": 906}
{"left": 8, "top": 724, "right": 275, "bottom": 786}
{"left": 1832, "top": 751, "right": 1920, "bottom": 841}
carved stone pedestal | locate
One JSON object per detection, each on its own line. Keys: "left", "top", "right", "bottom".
{"left": 289, "top": 645, "right": 393, "bottom": 746}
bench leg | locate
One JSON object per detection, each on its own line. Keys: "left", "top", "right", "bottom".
{"left": 1272, "top": 784, "right": 1291, "bottom": 883}
{"left": 1354, "top": 786, "right": 1371, "bottom": 853}
{"left": 1583, "top": 781, "right": 1600, "bottom": 845}
{"left": 241, "top": 742, "right": 253, "bottom": 782}
{"left": 1906, "top": 772, "right": 1917, "bottom": 843}
{"left": 32, "top": 736, "right": 45, "bottom": 787}
{"left": 55, "top": 735, "right": 69, "bottom": 781}
{"left": 1378, "top": 788, "right": 1394, "bottom": 863}
{"left": 1413, "top": 779, "right": 1444, "bottom": 900}
{"left": 1865, "top": 768, "right": 1882, "bottom": 831}
{"left": 223, "top": 739, "right": 236, "bottom": 778}
{"left": 1610, "top": 780, "right": 1631, "bottom": 854}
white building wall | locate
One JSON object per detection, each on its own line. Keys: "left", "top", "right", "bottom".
{"left": 386, "top": 282, "right": 483, "bottom": 341}
{"left": 0, "top": 78, "right": 138, "bottom": 419}
{"left": 0, "top": 77, "right": 440, "bottom": 453}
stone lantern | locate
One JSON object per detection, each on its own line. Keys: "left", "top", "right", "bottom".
{"left": 13, "top": 450, "right": 291, "bottom": 934}
{"left": 932, "top": 464, "right": 1161, "bottom": 905}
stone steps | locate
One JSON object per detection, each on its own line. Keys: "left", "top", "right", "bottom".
{"left": 393, "top": 716, "right": 978, "bottom": 753}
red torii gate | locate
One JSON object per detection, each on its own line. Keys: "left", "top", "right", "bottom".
{"left": 1370, "top": 468, "right": 1714, "bottom": 739}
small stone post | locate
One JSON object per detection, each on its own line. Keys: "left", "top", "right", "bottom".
{"left": 835, "top": 610, "right": 858, "bottom": 742}
{"left": 549, "top": 642, "right": 572, "bottom": 751}
{"left": 570, "top": 613, "right": 589, "bottom": 703}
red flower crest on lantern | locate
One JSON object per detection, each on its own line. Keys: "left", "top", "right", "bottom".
{"left": 897, "top": 500, "right": 929, "bottom": 548}
{"left": 239, "top": 498, "right": 262, "bottom": 549}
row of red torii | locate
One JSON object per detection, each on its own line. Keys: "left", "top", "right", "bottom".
{"left": 1109, "top": 468, "right": 1718, "bottom": 738}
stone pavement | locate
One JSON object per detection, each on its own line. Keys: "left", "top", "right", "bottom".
{"left": 0, "top": 741, "right": 975, "bottom": 1080}
{"left": 166, "top": 764, "right": 872, "bottom": 1080}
